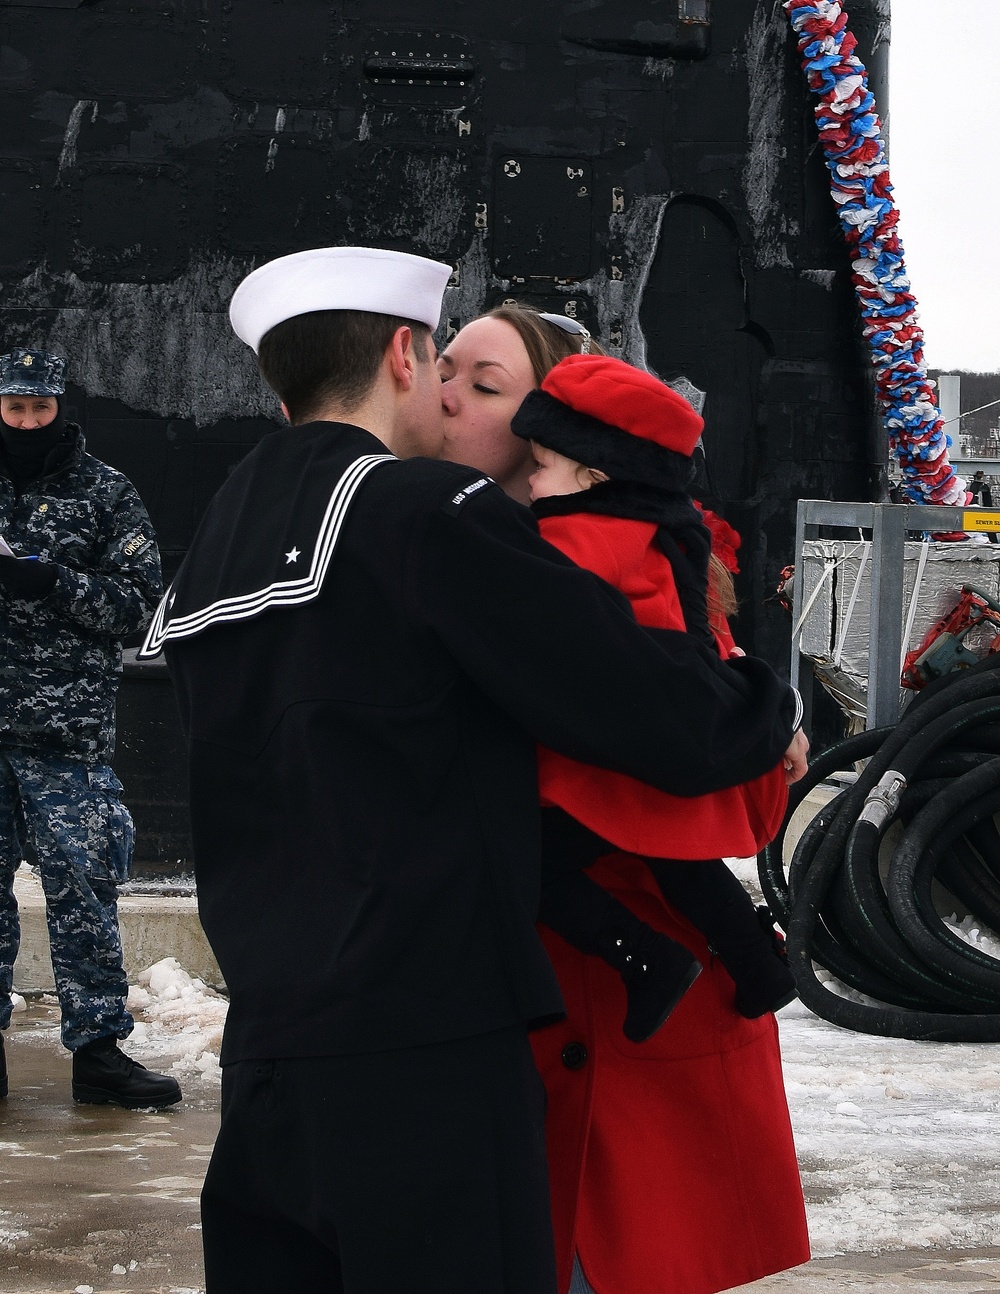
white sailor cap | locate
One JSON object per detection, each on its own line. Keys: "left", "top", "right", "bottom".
{"left": 229, "top": 246, "right": 454, "bottom": 352}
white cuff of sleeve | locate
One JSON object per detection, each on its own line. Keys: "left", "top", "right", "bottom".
{"left": 791, "top": 687, "right": 804, "bottom": 732}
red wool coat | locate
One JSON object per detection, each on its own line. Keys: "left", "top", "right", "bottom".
{"left": 536, "top": 511, "right": 788, "bottom": 858}
{"left": 531, "top": 853, "right": 811, "bottom": 1294}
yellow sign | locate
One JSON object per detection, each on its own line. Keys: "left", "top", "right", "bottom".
{"left": 963, "top": 510, "right": 1000, "bottom": 532}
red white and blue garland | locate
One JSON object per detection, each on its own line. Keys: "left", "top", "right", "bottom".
{"left": 783, "top": 0, "right": 963, "bottom": 505}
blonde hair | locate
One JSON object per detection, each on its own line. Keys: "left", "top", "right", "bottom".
{"left": 708, "top": 553, "right": 738, "bottom": 621}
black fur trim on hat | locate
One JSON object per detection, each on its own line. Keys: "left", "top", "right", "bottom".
{"left": 512, "top": 389, "right": 695, "bottom": 492}
{"left": 531, "top": 479, "right": 697, "bottom": 529}
{"left": 532, "top": 480, "right": 716, "bottom": 649}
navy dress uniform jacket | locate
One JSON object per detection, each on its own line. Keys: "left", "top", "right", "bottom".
{"left": 144, "top": 421, "right": 798, "bottom": 1065}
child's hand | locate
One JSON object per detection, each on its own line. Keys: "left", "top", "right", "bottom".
{"left": 783, "top": 729, "right": 810, "bottom": 784}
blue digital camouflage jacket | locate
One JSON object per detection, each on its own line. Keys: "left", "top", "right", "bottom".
{"left": 0, "top": 424, "right": 162, "bottom": 763}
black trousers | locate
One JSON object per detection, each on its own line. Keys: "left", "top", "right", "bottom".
{"left": 201, "top": 1025, "right": 556, "bottom": 1294}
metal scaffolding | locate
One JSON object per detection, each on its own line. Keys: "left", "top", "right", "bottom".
{"left": 791, "top": 500, "right": 1000, "bottom": 729}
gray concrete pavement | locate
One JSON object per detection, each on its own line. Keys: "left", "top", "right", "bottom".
{"left": 735, "top": 1249, "right": 1000, "bottom": 1292}
{"left": 3, "top": 1001, "right": 999, "bottom": 1293}
{"left": 1, "top": 1002, "right": 216, "bottom": 1294}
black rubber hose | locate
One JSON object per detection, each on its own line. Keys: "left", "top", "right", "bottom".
{"left": 761, "top": 663, "right": 1000, "bottom": 1042}
{"left": 760, "top": 728, "right": 885, "bottom": 923}
{"left": 966, "top": 816, "right": 1000, "bottom": 883}
{"left": 888, "top": 770, "right": 1000, "bottom": 997}
{"left": 782, "top": 801, "right": 937, "bottom": 1008}
{"left": 938, "top": 838, "right": 1000, "bottom": 932}
{"left": 839, "top": 818, "right": 984, "bottom": 1008}
{"left": 829, "top": 698, "right": 1000, "bottom": 1007}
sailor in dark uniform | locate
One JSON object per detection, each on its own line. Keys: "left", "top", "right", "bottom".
{"left": 139, "top": 246, "right": 804, "bottom": 1294}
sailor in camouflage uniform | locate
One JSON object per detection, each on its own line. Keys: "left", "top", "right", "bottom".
{"left": 0, "top": 347, "right": 180, "bottom": 1108}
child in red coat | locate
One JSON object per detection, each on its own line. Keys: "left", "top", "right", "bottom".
{"left": 511, "top": 353, "right": 798, "bottom": 1042}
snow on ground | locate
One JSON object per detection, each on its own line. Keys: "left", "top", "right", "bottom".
{"left": 15, "top": 958, "right": 225, "bottom": 1088}
{"left": 117, "top": 952, "right": 1000, "bottom": 1261}
{"left": 947, "top": 913, "right": 1000, "bottom": 961}
{"left": 125, "top": 958, "right": 226, "bottom": 1086}
{"left": 778, "top": 998, "right": 1000, "bottom": 1257}
{"left": 728, "top": 856, "right": 1000, "bottom": 1257}
{"left": 0, "top": 1210, "right": 29, "bottom": 1253}
{"left": 24, "top": 928, "right": 998, "bottom": 1260}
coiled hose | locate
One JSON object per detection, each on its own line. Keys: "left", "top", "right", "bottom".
{"left": 760, "top": 654, "right": 1000, "bottom": 1041}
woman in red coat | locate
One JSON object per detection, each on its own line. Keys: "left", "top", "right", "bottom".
{"left": 438, "top": 305, "right": 811, "bottom": 1294}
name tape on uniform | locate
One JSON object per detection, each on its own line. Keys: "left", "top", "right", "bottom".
{"left": 442, "top": 476, "right": 495, "bottom": 515}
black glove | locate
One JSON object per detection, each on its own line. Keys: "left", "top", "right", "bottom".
{"left": 755, "top": 905, "right": 789, "bottom": 963}
{"left": 0, "top": 555, "right": 59, "bottom": 600}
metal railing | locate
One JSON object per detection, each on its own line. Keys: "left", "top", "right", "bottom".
{"left": 791, "top": 500, "right": 1000, "bottom": 728}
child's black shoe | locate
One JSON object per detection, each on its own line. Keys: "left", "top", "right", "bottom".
{"left": 650, "top": 860, "right": 798, "bottom": 1020}
{"left": 730, "top": 958, "right": 797, "bottom": 1018}
{"left": 614, "top": 929, "right": 703, "bottom": 1042}
{"left": 711, "top": 905, "right": 797, "bottom": 1019}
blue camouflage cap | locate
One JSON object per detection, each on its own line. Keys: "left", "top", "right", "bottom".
{"left": 0, "top": 347, "right": 66, "bottom": 396}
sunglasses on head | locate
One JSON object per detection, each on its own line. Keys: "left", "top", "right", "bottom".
{"left": 538, "top": 313, "right": 593, "bottom": 354}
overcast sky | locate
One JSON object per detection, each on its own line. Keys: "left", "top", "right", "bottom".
{"left": 888, "top": 1, "right": 1000, "bottom": 373}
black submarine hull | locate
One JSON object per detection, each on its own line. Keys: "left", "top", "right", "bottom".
{"left": 0, "top": 0, "right": 888, "bottom": 867}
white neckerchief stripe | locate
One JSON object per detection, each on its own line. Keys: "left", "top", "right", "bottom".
{"left": 139, "top": 453, "right": 394, "bottom": 657}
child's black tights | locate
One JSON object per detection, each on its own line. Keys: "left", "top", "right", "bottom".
{"left": 537, "top": 808, "right": 795, "bottom": 1040}
{"left": 647, "top": 858, "right": 796, "bottom": 1019}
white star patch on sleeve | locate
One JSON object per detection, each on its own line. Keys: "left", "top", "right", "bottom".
{"left": 285, "top": 547, "right": 301, "bottom": 564}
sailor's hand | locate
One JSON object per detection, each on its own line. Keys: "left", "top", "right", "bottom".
{"left": 0, "top": 555, "right": 58, "bottom": 600}
{"left": 783, "top": 727, "right": 810, "bottom": 785}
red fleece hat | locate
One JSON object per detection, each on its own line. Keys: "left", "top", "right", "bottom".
{"left": 541, "top": 354, "right": 704, "bottom": 457}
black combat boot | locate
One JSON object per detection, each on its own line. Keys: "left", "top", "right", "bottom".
{"left": 72, "top": 1036, "right": 182, "bottom": 1109}
{"left": 0, "top": 1030, "right": 7, "bottom": 1099}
